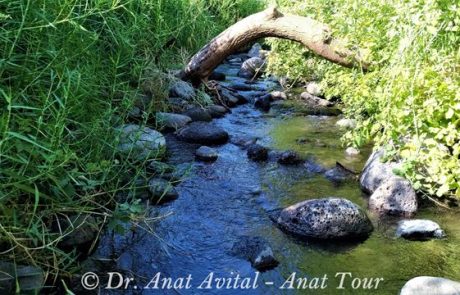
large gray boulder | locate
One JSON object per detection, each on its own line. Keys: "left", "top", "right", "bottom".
{"left": 271, "top": 198, "right": 373, "bottom": 240}
{"left": 156, "top": 112, "right": 192, "bottom": 130}
{"left": 360, "top": 149, "right": 401, "bottom": 194}
{"left": 396, "top": 219, "right": 445, "bottom": 240}
{"left": 169, "top": 80, "right": 196, "bottom": 101}
{"left": 400, "top": 277, "right": 460, "bottom": 295}
{"left": 369, "top": 177, "right": 417, "bottom": 217}
{"left": 176, "top": 122, "right": 229, "bottom": 145}
{"left": 116, "top": 124, "right": 166, "bottom": 160}
{"left": 206, "top": 105, "right": 228, "bottom": 118}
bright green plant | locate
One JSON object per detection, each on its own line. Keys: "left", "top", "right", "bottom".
{"left": 267, "top": 0, "right": 460, "bottom": 200}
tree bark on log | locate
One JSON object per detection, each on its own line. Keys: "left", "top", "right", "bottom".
{"left": 181, "top": 6, "right": 369, "bottom": 85}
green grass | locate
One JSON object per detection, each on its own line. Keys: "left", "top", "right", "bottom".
{"left": 0, "top": 0, "right": 263, "bottom": 287}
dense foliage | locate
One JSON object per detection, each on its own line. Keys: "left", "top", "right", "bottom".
{"left": 0, "top": 0, "right": 262, "bottom": 280}
{"left": 268, "top": 0, "right": 460, "bottom": 201}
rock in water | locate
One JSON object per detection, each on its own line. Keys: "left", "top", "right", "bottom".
{"left": 324, "top": 162, "right": 357, "bottom": 183}
{"left": 156, "top": 112, "right": 192, "bottom": 130}
{"left": 231, "top": 236, "right": 279, "bottom": 271}
{"left": 271, "top": 198, "right": 373, "bottom": 240}
{"left": 209, "top": 70, "right": 226, "bottom": 81}
{"left": 300, "top": 92, "right": 334, "bottom": 107}
{"left": 239, "top": 57, "right": 266, "bottom": 78}
{"left": 148, "top": 178, "right": 178, "bottom": 204}
{"left": 247, "top": 144, "right": 268, "bottom": 162}
{"left": 254, "top": 94, "right": 271, "bottom": 112}
{"left": 360, "top": 149, "right": 401, "bottom": 194}
{"left": 396, "top": 219, "right": 445, "bottom": 240}
{"left": 270, "top": 91, "right": 287, "bottom": 101}
{"left": 305, "top": 81, "right": 323, "bottom": 97}
{"left": 206, "top": 105, "right": 228, "bottom": 118}
{"left": 400, "top": 277, "right": 460, "bottom": 295}
{"left": 247, "top": 43, "right": 262, "bottom": 58}
{"left": 345, "top": 147, "right": 360, "bottom": 156}
{"left": 369, "top": 177, "right": 418, "bottom": 217}
{"left": 183, "top": 107, "right": 212, "bottom": 122}
{"left": 278, "top": 150, "right": 303, "bottom": 165}
{"left": 195, "top": 146, "right": 218, "bottom": 162}
{"left": 336, "top": 118, "right": 357, "bottom": 129}
{"left": 169, "top": 80, "right": 196, "bottom": 101}
{"left": 176, "top": 122, "right": 229, "bottom": 145}
{"left": 116, "top": 124, "right": 166, "bottom": 161}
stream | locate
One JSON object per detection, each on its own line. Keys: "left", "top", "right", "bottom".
{"left": 91, "top": 60, "right": 460, "bottom": 295}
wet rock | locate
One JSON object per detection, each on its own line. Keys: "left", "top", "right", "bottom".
{"left": 254, "top": 94, "right": 271, "bottom": 112}
{"left": 206, "top": 105, "right": 229, "bottom": 118}
{"left": 209, "top": 70, "right": 226, "bottom": 81}
{"left": 148, "top": 178, "right": 178, "bottom": 204}
{"left": 221, "top": 88, "right": 247, "bottom": 106}
{"left": 360, "top": 149, "right": 401, "bottom": 194}
{"left": 183, "top": 107, "right": 212, "bottom": 122}
{"left": 396, "top": 219, "right": 445, "bottom": 240}
{"left": 324, "top": 162, "right": 357, "bottom": 183}
{"left": 369, "top": 177, "right": 417, "bottom": 217}
{"left": 247, "top": 43, "right": 262, "bottom": 58}
{"left": 167, "top": 97, "right": 191, "bottom": 112}
{"left": 300, "top": 92, "right": 334, "bottom": 107}
{"left": 239, "top": 57, "right": 266, "bottom": 78}
{"left": 231, "top": 136, "right": 258, "bottom": 148}
{"left": 169, "top": 80, "right": 196, "bottom": 101}
{"left": 177, "top": 122, "right": 229, "bottom": 145}
{"left": 116, "top": 124, "right": 166, "bottom": 161}
{"left": 56, "top": 214, "right": 99, "bottom": 250}
{"left": 304, "top": 159, "right": 327, "bottom": 173}
{"left": 271, "top": 197, "right": 373, "bottom": 240}
{"left": 0, "top": 262, "right": 44, "bottom": 293}
{"left": 336, "top": 118, "right": 357, "bottom": 129}
{"left": 305, "top": 81, "right": 324, "bottom": 97}
{"left": 127, "top": 106, "right": 143, "bottom": 121}
{"left": 278, "top": 150, "right": 303, "bottom": 165}
{"left": 230, "top": 236, "right": 279, "bottom": 271}
{"left": 247, "top": 144, "right": 268, "bottom": 162}
{"left": 400, "top": 277, "right": 460, "bottom": 295}
{"left": 195, "top": 146, "right": 218, "bottom": 162}
{"left": 345, "top": 147, "right": 360, "bottom": 156}
{"left": 156, "top": 112, "right": 192, "bottom": 130}
{"left": 228, "top": 81, "right": 254, "bottom": 91}
{"left": 270, "top": 91, "right": 287, "bottom": 101}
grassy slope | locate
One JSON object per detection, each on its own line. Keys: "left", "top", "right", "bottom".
{"left": 0, "top": 0, "right": 263, "bottom": 282}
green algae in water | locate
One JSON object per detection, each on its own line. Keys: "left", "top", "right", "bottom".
{"left": 263, "top": 114, "right": 460, "bottom": 294}
{"left": 270, "top": 115, "right": 371, "bottom": 171}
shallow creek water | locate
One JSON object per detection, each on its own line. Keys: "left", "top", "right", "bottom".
{"left": 93, "top": 66, "right": 460, "bottom": 295}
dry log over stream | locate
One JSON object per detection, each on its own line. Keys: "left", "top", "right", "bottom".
{"left": 181, "top": 6, "right": 369, "bottom": 84}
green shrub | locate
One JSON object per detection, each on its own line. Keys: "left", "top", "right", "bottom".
{"left": 267, "top": 0, "right": 460, "bottom": 200}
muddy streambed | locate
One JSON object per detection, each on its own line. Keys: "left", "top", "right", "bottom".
{"left": 91, "top": 68, "right": 460, "bottom": 295}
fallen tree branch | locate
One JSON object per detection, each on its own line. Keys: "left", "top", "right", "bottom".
{"left": 181, "top": 6, "right": 369, "bottom": 85}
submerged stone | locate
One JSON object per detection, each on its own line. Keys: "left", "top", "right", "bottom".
{"left": 231, "top": 236, "right": 279, "bottom": 271}
{"left": 396, "top": 219, "right": 445, "bottom": 240}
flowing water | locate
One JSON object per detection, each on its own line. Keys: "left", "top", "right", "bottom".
{"left": 92, "top": 64, "right": 460, "bottom": 295}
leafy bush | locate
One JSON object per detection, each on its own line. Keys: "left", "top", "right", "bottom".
{"left": 268, "top": 0, "right": 460, "bottom": 200}
{"left": 0, "top": 0, "right": 263, "bottom": 280}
